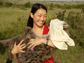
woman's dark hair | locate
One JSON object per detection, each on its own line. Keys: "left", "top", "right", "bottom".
{"left": 27, "top": 3, "right": 47, "bottom": 28}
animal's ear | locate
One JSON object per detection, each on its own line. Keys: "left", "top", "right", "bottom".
{"left": 63, "top": 23, "right": 70, "bottom": 36}
{"left": 63, "top": 22, "right": 69, "bottom": 29}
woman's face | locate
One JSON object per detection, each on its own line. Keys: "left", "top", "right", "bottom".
{"left": 31, "top": 8, "right": 47, "bottom": 27}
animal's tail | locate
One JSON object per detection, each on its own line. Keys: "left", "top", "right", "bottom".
{"left": 6, "top": 54, "right": 13, "bottom": 63}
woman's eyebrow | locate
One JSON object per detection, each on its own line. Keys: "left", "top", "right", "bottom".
{"left": 38, "top": 13, "right": 47, "bottom": 15}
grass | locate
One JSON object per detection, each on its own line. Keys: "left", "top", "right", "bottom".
{"left": 0, "top": 1, "right": 84, "bottom": 63}
{"left": 0, "top": 7, "right": 81, "bottom": 30}
{"left": 0, "top": 7, "right": 30, "bottom": 31}
{"left": 54, "top": 44, "right": 84, "bottom": 63}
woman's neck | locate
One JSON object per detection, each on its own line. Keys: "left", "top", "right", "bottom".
{"left": 32, "top": 25, "right": 44, "bottom": 36}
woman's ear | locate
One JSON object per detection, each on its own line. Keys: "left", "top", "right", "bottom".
{"left": 30, "top": 13, "right": 33, "bottom": 18}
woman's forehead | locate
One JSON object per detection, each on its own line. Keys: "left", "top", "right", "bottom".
{"left": 35, "top": 8, "right": 47, "bottom": 15}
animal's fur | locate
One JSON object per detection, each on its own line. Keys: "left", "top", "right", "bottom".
{"left": 0, "top": 22, "right": 69, "bottom": 63}
{"left": 6, "top": 27, "right": 56, "bottom": 63}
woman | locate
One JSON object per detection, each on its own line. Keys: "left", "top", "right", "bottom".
{"left": 11, "top": 3, "right": 56, "bottom": 63}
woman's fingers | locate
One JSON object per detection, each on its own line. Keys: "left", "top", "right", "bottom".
{"left": 21, "top": 45, "right": 27, "bottom": 49}
{"left": 27, "top": 42, "right": 32, "bottom": 45}
{"left": 28, "top": 43, "right": 34, "bottom": 48}
{"left": 14, "top": 42, "right": 16, "bottom": 47}
{"left": 31, "top": 45, "right": 36, "bottom": 49}
{"left": 18, "top": 39, "right": 24, "bottom": 45}
{"left": 20, "top": 43, "right": 25, "bottom": 47}
{"left": 20, "top": 50, "right": 25, "bottom": 53}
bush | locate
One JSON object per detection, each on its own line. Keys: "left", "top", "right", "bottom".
{"left": 20, "top": 7, "right": 27, "bottom": 10}
{"left": 72, "top": 4, "right": 84, "bottom": 9}
{"left": 49, "top": 3, "right": 54, "bottom": 10}
{"left": 4, "top": 2, "right": 13, "bottom": 7}
{"left": 55, "top": 10, "right": 66, "bottom": 20}
{"left": 54, "top": 4, "right": 62, "bottom": 8}
{"left": 81, "top": 7, "right": 84, "bottom": 13}
{"left": 24, "top": 1, "right": 31, "bottom": 8}
{"left": 54, "top": 10, "right": 84, "bottom": 47}
{"left": 65, "top": 12, "right": 84, "bottom": 47}
{"left": 0, "top": 1, "right": 3, "bottom": 6}
{"left": 54, "top": 4, "right": 84, "bottom": 9}
{"left": 62, "top": 4, "right": 72, "bottom": 9}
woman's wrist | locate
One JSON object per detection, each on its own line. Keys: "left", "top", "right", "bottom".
{"left": 11, "top": 50, "right": 16, "bottom": 56}
{"left": 42, "top": 38, "right": 47, "bottom": 44}
{"left": 45, "top": 37, "right": 49, "bottom": 46}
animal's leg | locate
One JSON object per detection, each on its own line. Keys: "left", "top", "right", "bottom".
{"left": 0, "top": 36, "right": 20, "bottom": 47}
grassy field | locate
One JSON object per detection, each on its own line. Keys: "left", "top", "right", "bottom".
{"left": 2, "top": 0, "right": 84, "bottom": 5}
{"left": 0, "top": 1, "right": 84, "bottom": 63}
{"left": 0, "top": 7, "right": 81, "bottom": 30}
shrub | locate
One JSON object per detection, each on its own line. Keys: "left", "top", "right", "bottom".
{"left": 49, "top": 3, "right": 54, "bottom": 10}
{"left": 65, "top": 12, "right": 84, "bottom": 47}
{"left": 4, "top": 2, "right": 13, "bottom": 7}
{"left": 72, "top": 4, "right": 84, "bottom": 9}
{"left": 54, "top": 10, "right": 84, "bottom": 47}
{"left": 55, "top": 10, "right": 66, "bottom": 20}
{"left": 20, "top": 7, "right": 27, "bottom": 10}
{"left": 0, "top": 1, "right": 3, "bottom": 6}
{"left": 81, "top": 7, "right": 84, "bottom": 13}
{"left": 62, "top": 4, "right": 72, "bottom": 9}
{"left": 54, "top": 4, "right": 62, "bottom": 8}
{"left": 24, "top": 1, "right": 31, "bottom": 8}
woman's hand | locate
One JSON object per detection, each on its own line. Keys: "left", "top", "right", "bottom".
{"left": 27, "top": 37, "right": 46, "bottom": 49}
{"left": 11, "top": 40, "right": 26, "bottom": 55}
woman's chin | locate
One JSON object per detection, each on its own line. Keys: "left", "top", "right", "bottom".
{"left": 38, "top": 24, "right": 44, "bottom": 28}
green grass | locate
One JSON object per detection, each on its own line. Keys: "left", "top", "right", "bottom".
{"left": 54, "top": 44, "right": 84, "bottom": 63}
{"left": 0, "top": 1, "right": 84, "bottom": 63}
{"left": 0, "top": 7, "right": 30, "bottom": 31}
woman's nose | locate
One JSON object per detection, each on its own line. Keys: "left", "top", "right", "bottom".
{"left": 40, "top": 16, "right": 44, "bottom": 21}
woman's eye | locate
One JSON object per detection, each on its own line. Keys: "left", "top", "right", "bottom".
{"left": 38, "top": 15, "right": 41, "bottom": 17}
{"left": 44, "top": 16, "right": 47, "bottom": 17}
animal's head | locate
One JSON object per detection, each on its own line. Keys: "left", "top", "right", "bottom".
{"left": 49, "top": 19, "right": 70, "bottom": 36}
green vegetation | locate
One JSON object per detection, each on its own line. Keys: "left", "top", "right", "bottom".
{"left": 81, "top": 7, "right": 84, "bottom": 13}
{"left": 0, "top": 1, "right": 3, "bottom": 5}
{"left": 24, "top": 1, "right": 32, "bottom": 8}
{"left": 4, "top": 2, "right": 13, "bottom": 7}
{"left": 0, "top": 1, "right": 84, "bottom": 63}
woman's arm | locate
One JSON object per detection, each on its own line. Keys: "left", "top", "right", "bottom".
{"left": 43, "top": 38, "right": 56, "bottom": 48}
{"left": 28, "top": 37, "right": 56, "bottom": 49}
{"left": 11, "top": 54, "right": 20, "bottom": 63}
{"left": 11, "top": 40, "right": 26, "bottom": 63}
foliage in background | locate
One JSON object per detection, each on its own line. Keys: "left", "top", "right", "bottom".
{"left": 0, "top": 16, "right": 27, "bottom": 40}
{"left": 81, "top": 7, "right": 84, "bottom": 13}
{"left": 24, "top": 1, "right": 32, "bottom": 8}
{"left": 55, "top": 10, "right": 66, "bottom": 20}
{"left": 0, "top": 1, "right": 84, "bottom": 10}
{"left": 4, "top": 2, "right": 13, "bottom": 7}
{"left": 0, "top": 1, "right": 84, "bottom": 63}
{"left": 49, "top": 3, "right": 54, "bottom": 10}
{"left": 0, "top": 9, "right": 84, "bottom": 63}
{"left": 55, "top": 10, "right": 84, "bottom": 47}
{"left": 0, "top": 1, "right": 3, "bottom": 6}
